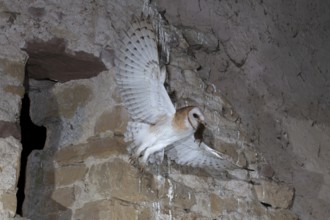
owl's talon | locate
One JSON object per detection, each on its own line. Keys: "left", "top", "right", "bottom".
{"left": 139, "top": 164, "right": 145, "bottom": 173}
{"left": 129, "top": 156, "right": 138, "bottom": 166}
{"left": 129, "top": 156, "right": 146, "bottom": 173}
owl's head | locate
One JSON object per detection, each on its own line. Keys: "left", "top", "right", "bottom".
{"left": 187, "top": 107, "right": 206, "bottom": 130}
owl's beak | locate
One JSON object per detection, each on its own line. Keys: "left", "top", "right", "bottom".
{"left": 199, "top": 119, "right": 206, "bottom": 127}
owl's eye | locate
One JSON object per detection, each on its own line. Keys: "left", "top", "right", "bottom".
{"left": 193, "top": 113, "right": 199, "bottom": 119}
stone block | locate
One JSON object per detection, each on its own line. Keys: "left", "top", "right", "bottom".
{"left": 137, "top": 207, "right": 152, "bottom": 220}
{"left": 254, "top": 180, "right": 294, "bottom": 209}
{"left": 180, "top": 212, "right": 209, "bottom": 220}
{"left": 45, "top": 210, "right": 72, "bottom": 220}
{"left": 0, "top": 137, "right": 22, "bottom": 191}
{"left": 3, "top": 85, "right": 25, "bottom": 98}
{"left": 55, "top": 136, "right": 126, "bottom": 165}
{"left": 258, "top": 164, "right": 275, "bottom": 179}
{"left": 182, "top": 70, "right": 204, "bottom": 89}
{"left": 182, "top": 28, "right": 219, "bottom": 52}
{"left": 0, "top": 191, "right": 17, "bottom": 217}
{"left": 223, "top": 180, "right": 254, "bottom": 198}
{"left": 94, "top": 106, "right": 129, "bottom": 136}
{"left": 268, "top": 209, "right": 298, "bottom": 220}
{"left": 169, "top": 52, "right": 201, "bottom": 70}
{"left": 0, "top": 58, "right": 25, "bottom": 122}
{"left": 74, "top": 199, "right": 136, "bottom": 220}
{"left": 0, "top": 213, "right": 30, "bottom": 220}
{"left": 56, "top": 84, "right": 92, "bottom": 119}
{"left": 22, "top": 152, "right": 73, "bottom": 219}
{"left": 0, "top": 121, "right": 21, "bottom": 140}
{"left": 212, "top": 140, "right": 239, "bottom": 166}
{"left": 45, "top": 165, "right": 87, "bottom": 187}
{"left": 28, "top": 78, "right": 99, "bottom": 125}
{"left": 161, "top": 179, "right": 196, "bottom": 211}
{"left": 23, "top": 187, "right": 72, "bottom": 219}
{"left": 51, "top": 187, "right": 75, "bottom": 208}
{"left": 0, "top": 58, "right": 25, "bottom": 83}
{"left": 244, "top": 200, "right": 267, "bottom": 217}
{"left": 210, "top": 193, "right": 238, "bottom": 215}
{"left": 87, "top": 159, "right": 157, "bottom": 202}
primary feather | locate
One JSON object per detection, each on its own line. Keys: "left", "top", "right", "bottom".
{"left": 167, "top": 137, "right": 239, "bottom": 170}
{"left": 115, "top": 18, "right": 175, "bottom": 124}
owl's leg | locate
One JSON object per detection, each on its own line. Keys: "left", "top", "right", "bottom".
{"left": 128, "top": 143, "right": 149, "bottom": 171}
{"left": 139, "top": 163, "right": 146, "bottom": 173}
{"left": 135, "top": 135, "right": 157, "bottom": 158}
{"left": 128, "top": 155, "right": 147, "bottom": 173}
{"left": 141, "top": 144, "right": 165, "bottom": 164}
{"left": 135, "top": 144, "right": 148, "bottom": 158}
{"left": 129, "top": 155, "right": 138, "bottom": 166}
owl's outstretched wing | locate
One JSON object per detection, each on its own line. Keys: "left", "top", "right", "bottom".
{"left": 115, "top": 19, "right": 175, "bottom": 124}
{"left": 166, "top": 136, "right": 240, "bottom": 170}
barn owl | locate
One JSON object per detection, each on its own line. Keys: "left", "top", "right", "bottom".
{"left": 115, "top": 17, "right": 239, "bottom": 171}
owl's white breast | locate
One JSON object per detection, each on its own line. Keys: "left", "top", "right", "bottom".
{"left": 146, "top": 113, "right": 193, "bottom": 150}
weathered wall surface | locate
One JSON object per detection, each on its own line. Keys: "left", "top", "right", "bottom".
{"left": 0, "top": 35, "right": 26, "bottom": 218}
{"left": 0, "top": 0, "right": 328, "bottom": 220}
{"left": 153, "top": 0, "right": 330, "bottom": 219}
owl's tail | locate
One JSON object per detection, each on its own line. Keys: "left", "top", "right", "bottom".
{"left": 124, "top": 121, "right": 150, "bottom": 153}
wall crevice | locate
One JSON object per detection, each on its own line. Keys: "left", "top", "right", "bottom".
{"left": 17, "top": 91, "right": 46, "bottom": 216}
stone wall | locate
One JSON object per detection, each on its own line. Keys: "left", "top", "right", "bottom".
{"left": 0, "top": 54, "right": 26, "bottom": 219}
{"left": 0, "top": 0, "right": 329, "bottom": 219}
{"left": 153, "top": 1, "right": 330, "bottom": 219}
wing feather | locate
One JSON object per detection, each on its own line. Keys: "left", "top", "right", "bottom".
{"left": 115, "top": 19, "right": 175, "bottom": 123}
{"left": 166, "top": 136, "right": 240, "bottom": 170}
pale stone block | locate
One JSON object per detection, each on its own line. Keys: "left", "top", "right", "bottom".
{"left": 0, "top": 58, "right": 25, "bottom": 122}
{"left": 0, "top": 137, "right": 22, "bottom": 191}
{"left": 51, "top": 187, "right": 75, "bottom": 208}
{"left": 0, "top": 191, "right": 17, "bottom": 217}
{"left": 267, "top": 209, "right": 298, "bottom": 220}
{"left": 54, "top": 136, "right": 126, "bottom": 166}
{"left": 210, "top": 193, "right": 238, "bottom": 215}
{"left": 182, "top": 28, "right": 219, "bottom": 52}
{"left": 254, "top": 180, "right": 294, "bottom": 209}
{"left": 45, "top": 165, "right": 87, "bottom": 187}
{"left": 74, "top": 199, "right": 137, "bottom": 220}
{"left": 87, "top": 159, "right": 157, "bottom": 202}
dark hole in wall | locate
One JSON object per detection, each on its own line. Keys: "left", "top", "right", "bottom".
{"left": 16, "top": 93, "right": 46, "bottom": 215}
{"left": 260, "top": 201, "right": 272, "bottom": 208}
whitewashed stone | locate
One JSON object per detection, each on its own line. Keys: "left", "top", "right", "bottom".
{"left": 0, "top": 137, "right": 21, "bottom": 191}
